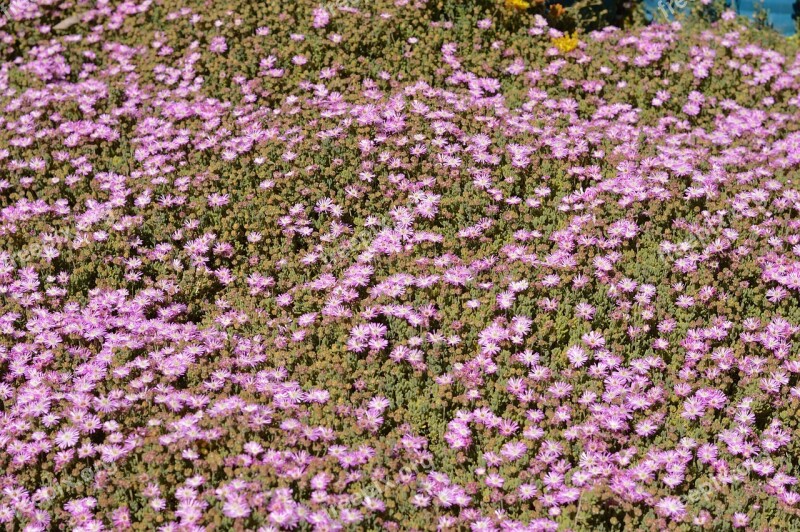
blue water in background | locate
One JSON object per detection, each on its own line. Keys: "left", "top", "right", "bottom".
{"left": 643, "top": 0, "right": 796, "bottom": 35}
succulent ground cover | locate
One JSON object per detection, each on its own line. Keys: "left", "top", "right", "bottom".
{"left": 1, "top": 0, "right": 800, "bottom": 530}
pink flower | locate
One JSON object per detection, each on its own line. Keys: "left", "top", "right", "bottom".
{"left": 656, "top": 497, "right": 686, "bottom": 520}
{"left": 209, "top": 36, "right": 227, "bottom": 53}
{"left": 732, "top": 513, "right": 749, "bottom": 528}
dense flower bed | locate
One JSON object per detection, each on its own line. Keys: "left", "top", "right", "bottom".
{"left": 1, "top": 0, "right": 800, "bottom": 530}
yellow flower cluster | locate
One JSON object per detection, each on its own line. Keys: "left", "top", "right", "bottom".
{"left": 552, "top": 32, "right": 580, "bottom": 53}
{"left": 504, "top": 0, "right": 530, "bottom": 10}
